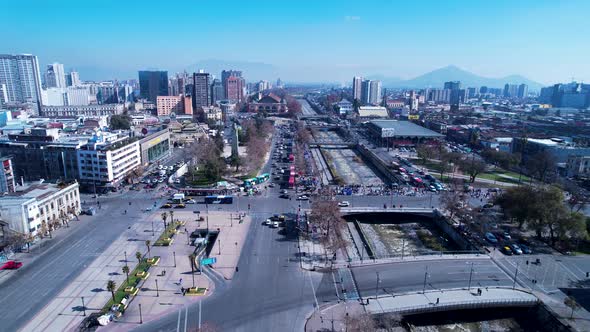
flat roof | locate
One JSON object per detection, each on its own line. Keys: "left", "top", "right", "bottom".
{"left": 368, "top": 120, "right": 444, "bottom": 138}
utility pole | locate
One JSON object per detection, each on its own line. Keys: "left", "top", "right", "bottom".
{"left": 155, "top": 279, "right": 159, "bottom": 297}
{"left": 375, "top": 272, "right": 380, "bottom": 299}
{"left": 124, "top": 251, "right": 127, "bottom": 263}
{"left": 81, "top": 297, "right": 86, "bottom": 316}
{"left": 468, "top": 262, "right": 474, "bottom": 291}
{"left": 218, "top": 239, "right": 221, "bottom": 255}
{"left": 173, "top": 251, "right": 176, "bottom": 267}
{"left": 423, "top": 266, "right": 429, "bottom": 293}
{"left": 513, "top": 262, "right": 520, "bottom": 289}
{"left": 139, "top": 303, "right": 143, "bottom": 324}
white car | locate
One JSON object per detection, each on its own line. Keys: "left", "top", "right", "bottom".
{"left": 272, "top": 221, "right": 279, "bottom": 228}
{"left": 185, "top": 199, "right": 196, "bottom": 204}
{"left": 338, "top": 201, "right": 350, "bottom": 207}
{"left": 263, "top": 219, "right": 271, "bottom": 225}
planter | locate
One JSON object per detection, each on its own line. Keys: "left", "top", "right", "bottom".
{"left": 124, "top": 286, "right": 138, "bottom": 296}
{"left": 136, "top": 271, "right": 150, "bottom": 279}
{"left": 186, "top": 287, "right": 208, "bottom": 296}
{"left": 147, "top": 257, "right": 160, "bottom": 266}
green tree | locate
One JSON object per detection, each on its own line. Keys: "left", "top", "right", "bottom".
{"left": 458, "top": 157, "right": 487, "bottom": 183}
{"left": 169, "top": 210, "right": 175, "bottom": 224}
{"left": 564, "top": 296, "right": 581, "bottom": 319}
{"left": 106, "top": 280, "right": 117, "bottom": 303}
{"left": 161, "top": 212, "right": 168, "bottom": 229}
{"left": 122, "top": 265, "right": 130, "bottom": 285}
{"left": 525, "top": 151, "right": 556, "bottom": 183}
{"left": 145, "top": 240, "right": 151, "bottom": 258}
{"left": 416, "top": 145, "right": 435, "bottom": 165}
{"left": 135, "top": 251, "right": 142, "bottom": 264}
{"left": 110, "top": 114, "right": 132, "bottom": 130}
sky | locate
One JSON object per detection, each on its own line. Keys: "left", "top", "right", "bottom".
{"left": 3, "top": 0, "right": 590, "bottom": 84}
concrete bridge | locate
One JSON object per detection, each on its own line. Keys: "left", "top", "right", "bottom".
{"left": 366, "top": 287, "right": 538, "bottom": 316}
{"left": 340, "top": 207, "right": 435, "bottom": 217}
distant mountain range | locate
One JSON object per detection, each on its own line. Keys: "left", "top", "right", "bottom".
{"left": 371, "top": 65, "right": 545, "bottom": 91}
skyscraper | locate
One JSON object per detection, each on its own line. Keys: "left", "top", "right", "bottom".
{"left": 193, "top": 72, "right": 211, "bottom": 108}
{"left": 352, "top": 76, "right": 362, "bottom": 101}
{"left": 66, "top": 71, "right": 81, "bottom": 87}
{"left": 45, "top": 63, "right": 66, "bottom": 88}
{"left": 444, "top": 81, "right": 461, "bottom": 107}
{"left": 517, "top": 84, "right": 528, "bottom": 99}
{"left": 138, "top": 70, "right": 169, "bottom": 103}
{"left": 0, "top": 54, "right": 43, "bottom": 110}
{"left": 503, "top": 84, "right": 519, "bottom": 98}
{"left": 211, "top": 79, "right": 224, "bottom": 103}
{"left": 221, "top": 70, "right": 244, "bottom": 103}
{"left": 361, "top": 79, "right": 371, "bottom": 105}
{"left": 369, "top": 80, "right": 382, "bottom": 105}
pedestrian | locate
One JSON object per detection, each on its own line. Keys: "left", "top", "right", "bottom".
{"left": 179, "top": 278, "right": 182, "bottom": 285}
{"left": 181, "top": 287, "right": 185, "bottom": 295}
{"left": 436, "top": 297, "right": 439, "bottom": 304}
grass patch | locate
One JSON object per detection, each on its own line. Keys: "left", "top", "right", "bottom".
{"left": 186, "top": 170, "right": 220, "bottom": 186}
{"left": 101, "top": 257, "right": 156, "bottom": 313}
{"left": 416, "top": 230, "right": 445, "bottom": 252}
{"left": 154, "top": 221, "right": 183, "bottom": 246}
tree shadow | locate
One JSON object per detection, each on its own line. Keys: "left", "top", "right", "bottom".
{"left": 91, "top": 288, "right": 104, "bottom": 293}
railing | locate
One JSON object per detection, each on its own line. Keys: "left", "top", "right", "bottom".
{"left": 378, "top": 297, "right": 538, "bottom": 315}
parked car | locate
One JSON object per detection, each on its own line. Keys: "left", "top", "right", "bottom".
{"left": 263, "top": 219, "right": 271, "bottom": 226}
{"left": 501, "top": 246, "right": 514, "bottom": 255}
{"left": 0, "top": 261, "right": 23, "bottom": 270}
{"left": 509, "top": 244, "right": 523, "bottom": 255}
{"left": 519, "top": 244, "right": 532, "bottom": 254}
{"left": 485, "top": 232, "right": 498, "bottom": 244}
{"left": 296, "top": 195, "right": 309, "bottom": 201}
{"left": 161, "top": 204, "right": 172, "bottom": 209}
{"left": 338, "top": 201, "right": 350, "bottom": 207}
{"left": 175, "top": 204, "right": 186, "bottom": 209}
{"left": 272, "top": 221, "right": 279, "bottom": 228}
{"left": 279, "top": 194, "right": 290, "bottom": 199}
{"left": 502, "top": 231, "right": 512, "bottom": 240}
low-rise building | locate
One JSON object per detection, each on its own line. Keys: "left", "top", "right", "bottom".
{"left": 138, "top": 128, "right": 171, "bottom": 166}
{"left": 0, "top": 182, "right": 80, "bottom": 236}
{"left": 335, "top": 100, "right": 353, "bottom": 115}
{"left": 77, "top": 132, "right": 141, "bottom": 190}
{"left": 202, "top": 106, "right": 222, "bottom": 121}
{"left": 567, "top": 155, "right": 590, "bottom": 177}
{"left": 247, "top": 93, "right": 288, "bottom": 113}
{"left": 40, "top": 104, "right": 125, "bottom": 117}
{"left": 358, "top": 106, "right": 389, "bottom": 118}
{"left": 0, "top": 156, "right": 16, "bottom": 193}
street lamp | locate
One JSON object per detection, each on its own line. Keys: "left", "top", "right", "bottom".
{"left": 422, "top": 266, "right": 429, "bottom": 293}
{"left": 375, "top": 272, "right": 380, "bottom": 299}
{"left": 155, "top": 279, "right": 159, "bottom": 297}
{"left": 81, "top": 296, "right": 86, "bottom": 316}
{"left": 467, "top": 262, "right": 474, "bottom": 291}
{"left": 513, "top": 262, "right": 520, "bottom": 289}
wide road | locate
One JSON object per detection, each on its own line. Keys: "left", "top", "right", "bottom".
{"left": 134, "top": 208, "right": 325, "bottom": 332}
{"left": 298, "top": 99, "right": 317, "bottom": 116}
{"left": 352, "top": 258, "right": 514, "bottom": 298}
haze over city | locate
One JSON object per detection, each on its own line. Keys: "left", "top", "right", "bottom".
{"left": 3, "top": 0, "right": 590, "bottom": 83}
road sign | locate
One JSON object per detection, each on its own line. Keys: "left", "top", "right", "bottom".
{"left": 201, "top": 257, "right": 217, "bottom": 266}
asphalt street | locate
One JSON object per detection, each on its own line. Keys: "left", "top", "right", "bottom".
{"left": 351, "top": 258, "right": 514, "bottom": 298}
{"left": 133, "top": 210, "right": 323, "bottom": 332}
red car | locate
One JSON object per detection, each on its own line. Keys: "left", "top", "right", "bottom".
{"left": 0, "top": 261, "right": 23, "bottom": 270}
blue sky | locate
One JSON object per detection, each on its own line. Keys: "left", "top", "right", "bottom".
{"left": 3, "top": 0, "right": 589, "bottom": 84}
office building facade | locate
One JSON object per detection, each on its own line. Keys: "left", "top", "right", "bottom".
{"left": 352, "top": 76, "right": 362, "bottom": 101}
{"left": 0, "top": 54, "right": 43, "bottom": 110}
{"left": 138, "top": 70, "right": 168, "bottom": 103}
{"left": 193, "top": 72, "right": 211, "bottom": 108}
{"left": 45, "top": 63, "right": 66, "bottom": 88}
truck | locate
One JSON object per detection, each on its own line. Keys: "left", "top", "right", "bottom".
{"left": 172, "top": 193, "right": 185, "bottom": 203}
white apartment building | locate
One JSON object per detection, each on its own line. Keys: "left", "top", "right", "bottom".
{"left": 0, "top": 182, "right": 80, "bottom": 235}
{"left": 203, "top": 106, "right": 222, "bottom": 121}
{"left": 77, "top": 132, "right": 141, "bottom": 188}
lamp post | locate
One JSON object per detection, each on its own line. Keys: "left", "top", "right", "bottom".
{"left": 124, "top": 251, "right": 127, "bottom": 263}
{"left": 467, "top": 262, "right": 474, "bottom": 291}
{"left": 375, "top": 272, "right": 380, "bottom": 299}
{"left": 513, "top": 262, "right": 520, "bottom": 289}
{"left": 139, "top": 303, "right": 143, "bottom": 324}
{"left": 155, "top": 279, "right": 159, "bottom": 297}
{"left": 173, "top": 251, "right": 176, "bottom": 267}
{"left": 218, "top": 239, "right": 221, "bottom": 255}
{"left": 423, "top": 266, "right": 429, "bottom": 293}
{"left": 81, "top": 296, "right": 86, "bottom": 316}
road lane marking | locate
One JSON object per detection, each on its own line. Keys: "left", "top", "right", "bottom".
{"left": 184, "top": 306, "right": 188, "bottom": 332}
{"left": 558, "top": 261, "right": 583, "bottom": 281}
{"left": 176, "top": 308, "right": 181, "bottom": 332}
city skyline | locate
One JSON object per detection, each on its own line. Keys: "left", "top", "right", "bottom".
{"left": 3, "top": 1, "right": 590, "bottom": 84}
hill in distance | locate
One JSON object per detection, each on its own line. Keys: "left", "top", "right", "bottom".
{"left": 384, "top": 65, "right": 545, "bottom": 91}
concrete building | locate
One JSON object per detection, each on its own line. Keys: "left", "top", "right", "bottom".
{"left": 369, "top": 80, "right": 382, "bottom": 105}
{"left": 518, "top": 84, "right": 528, "bottom": 99}
{"left": 503, "top": 84, "right": 519, "bottom": 98}
{"left": 428, "top": 89, "right": 451, "bottom": 103}
{"left": 202, "top": 106, "right": 222, "bottom": 122}
{"left": 193, "top": 72, "right": 211, "bottom": 108}
{"left": 0, "top": 182, "right": 80, "bottom": 236}
{"left": 45, "top": 63, "right": 66, "bottom": 88}
{"left": 0, "top": 157, "right": 16, "bottom": 193}
{"left": 225, "top": 76, "right": 244, "bottom": 103}
{"left": 352, "top": 76, "right": 362, "bottom": 101}
{"left": 335, "top": 99, "right": 353, "bottom": 115}
{"left": 41, "top": 86, "right": 92, "bottom": 106}
{"left": 512, "top": 137, "right": 590, "bottom": 163}
{"left": 157, "top": 95, "right": 184, "bottom": 116}
{"left": 138, "top": 70, "right": 168, "bottom": 103}
{"left": 247, "top": 93, "right": 288, "bottom": 113}
{"left": 66, "top": 71, "right": 81, "bottom": 87}
{"left": 40, "top": 104, "right": 125, "bottom": 117}
{"left": 0, "top": 54, "right": 43, "bottom": 110}
{"left": 138, "top": 128, "right": 171, "bottom": 166}
{"left": 567, "top": 155, "right": 590, "bottom": 178}
{"left": 366, "top": 120, "right": 444, "bottom": 146}
{"left": 210, "top": 78, "right": 224, "bottom": 103}
{"left": 77, "top": 132, "right": 141, "bottom": 189}
{"left": 358, "top": 106, "right": 388, "bottom": 118}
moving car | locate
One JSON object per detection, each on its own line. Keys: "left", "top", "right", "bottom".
{"left": 175, "top": 204, "right": 186, "bottom": 208}
{"left": 296, "top": 195, "right": 309, "bottom": 201}
{"left": 263, "top": 218, "right": 271, "bottom": 226}
{"left": 279, "top": 194, "right": 290, "bottom": 199}
{"left": 338, "top": 201, "right": 350, "bottom": 207}
{"left": 0, "top": 261, "right": 23, "bottom": 270}
{"left": 185, "top": 199, "right": 196, "bottom": 204}
{"left": 272, "top": 221, "right": 279, "bottom": 228}
{"left": 161, "top": 204, "right": 172, "bottom": 209}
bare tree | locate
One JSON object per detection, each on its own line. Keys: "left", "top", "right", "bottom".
{"left": 309, "top": 199, "right": 347, "bottom": 265}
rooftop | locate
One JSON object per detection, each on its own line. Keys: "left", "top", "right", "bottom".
{"left": 369, "top": 120, "right": 444, "bottom": 138}
{"left": 6, "top": 182, "right": 77, "bottom": 201}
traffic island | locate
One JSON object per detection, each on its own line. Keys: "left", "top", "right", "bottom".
{"left": 135, "top": 271, "right": 150, "bottom": 280}
{"left": 154, "top": 221, "right": 183, "bottom": 246}
{"left": 124, "top": 286, "right": 139, "bottom": 296}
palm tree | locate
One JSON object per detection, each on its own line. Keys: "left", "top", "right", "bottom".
{"left": 189, "top": 254, "right": 196, "bottom": 288}
{"left": 122, "top": 265, "right": 130, "bottom": 285}
{"left": 135, "top": 251, "right": 142, "bottom": 264}
{"left": 169, "top": 210, "right": 175, "bottom": 225}
{"left": 161, "top": 212, "right": 168, "bottom": 229}
{"left": 106, "top": 280, "right": 117, "bottom": 303}
{"left": 145, "top": 240, "right": 151, "bottom": 258}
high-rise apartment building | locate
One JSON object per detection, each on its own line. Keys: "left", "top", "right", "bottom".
{"left": 138, "top": 70, "right": 168, "bottom": 103}
{"left": 193, "top": 72, "right": 211, "bottom": 108}
{"left": 517, "top": 84, "right": 528, "bottom": 99}
{"left": 369, "top": 80, "right": 382, "bottom": 105}
{"left": 352, "top": 76, "right": 362, "bottom": 101}
{"left": 211, "top": 79, "right": 224, "bottom": 103}
{"left": 444, "top": 81, "right": 461, "bottom": 107}
{"left": 157, "top": 96, "right": 185, "bottom": 116}
{"left": 503, "top": 84, "right": 519, "bottom": 98}
{"left": 0, "top": 54, "right": 43, "bottom": 109}
{"left": 45, "top": 63, "right": 66, "bottom": 88}
{"left": 361, "top": 80, "right": 371, "bottom": 105}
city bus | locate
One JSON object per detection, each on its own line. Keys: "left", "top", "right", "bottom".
{"left": 204, "top": 195, "right": 234, "bottom": 204}
{"left": 242, "top": 178, "right": 257, "bottom": 188}
{"left": 256, "top": 173, "right": 270, "bottom": 183}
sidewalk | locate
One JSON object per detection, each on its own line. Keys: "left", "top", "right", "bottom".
{"left": 20, "top": 211, "right": 208, "bottom": 332}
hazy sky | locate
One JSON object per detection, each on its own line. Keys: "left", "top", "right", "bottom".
{"left": 3, "top": 0, "right": 589, "bottom": 84}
